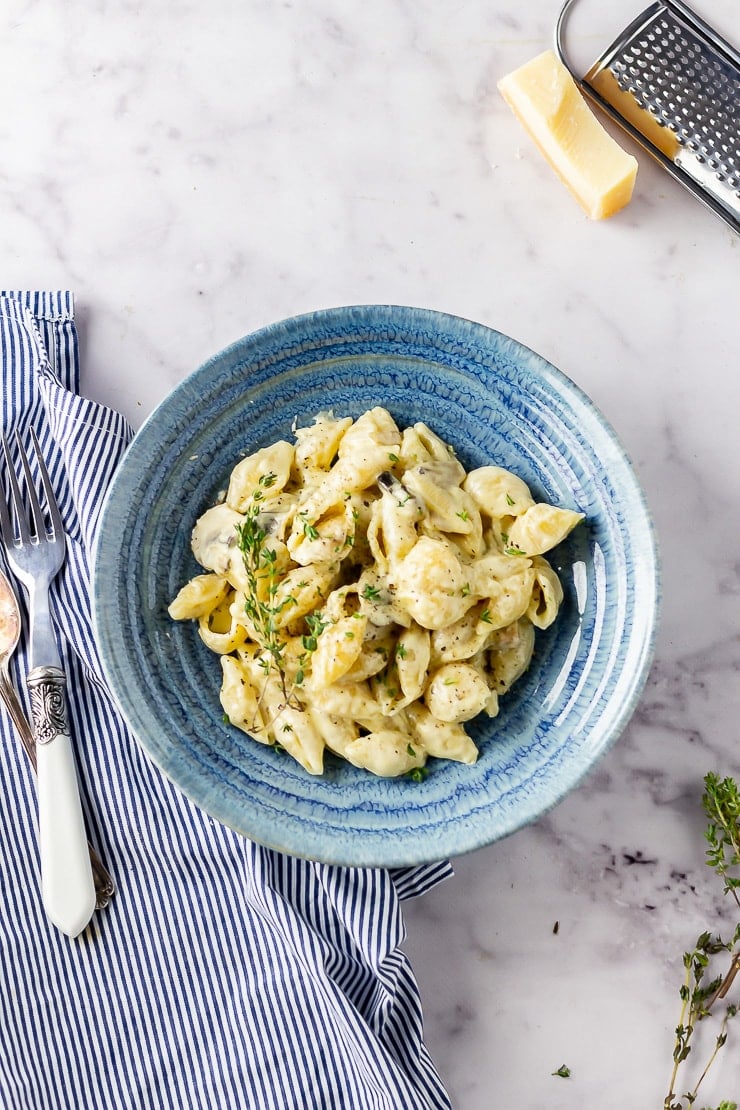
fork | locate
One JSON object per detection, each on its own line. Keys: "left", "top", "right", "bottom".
{"left": 0, "top": 429, "right": 97, "bottom": 937}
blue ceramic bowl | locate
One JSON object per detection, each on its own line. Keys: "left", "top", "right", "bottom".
{"left": 93, "top": 305, "right": 659, "bottom": 866}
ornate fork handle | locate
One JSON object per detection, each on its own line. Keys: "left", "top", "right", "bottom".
{"left": 0, "top": 666, "right": 114, "bottom": 909}
{"left": 28, "top": 667, "right": 69, "bottom": 744}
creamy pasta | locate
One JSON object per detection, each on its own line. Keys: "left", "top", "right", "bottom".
{"left": 168, "top": 408, "right": 583, "bottom": 777}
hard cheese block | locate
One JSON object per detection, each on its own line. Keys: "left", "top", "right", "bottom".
{"left": 498, "top": 50, "right": 638, "bottom": 220}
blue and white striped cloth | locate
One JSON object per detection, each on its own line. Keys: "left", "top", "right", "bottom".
{"left": 0, "top": 292, "right": 453, "bottom": 1110}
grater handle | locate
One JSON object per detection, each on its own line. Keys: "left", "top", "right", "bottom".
{"left": 554, "top": 0, "right": 584, "bottom": 80}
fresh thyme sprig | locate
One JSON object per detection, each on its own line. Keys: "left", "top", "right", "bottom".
{"left": 234, "top": 473, "right": 325, "bottom": 720}
{"left": 664, "top": 774, "right": 740, "bottom": 1110}
{"left": 235, "top": 474, "right": 295, "bottom": 709}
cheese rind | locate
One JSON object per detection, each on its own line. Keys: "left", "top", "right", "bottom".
{"left": 498, "top": 50, "right": 638, "bottom": 220}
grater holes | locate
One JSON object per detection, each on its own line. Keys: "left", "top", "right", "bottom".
{"left": 594, "top": 7, "right": 740, "bottom": 210}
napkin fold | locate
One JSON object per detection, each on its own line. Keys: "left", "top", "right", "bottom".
{"left": 0, "top": 292, "right": 453, "bottom": 1110}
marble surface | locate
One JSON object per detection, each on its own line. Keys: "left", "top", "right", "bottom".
{"left": 2, "top": 0, "right": 738, "bottom": 1106}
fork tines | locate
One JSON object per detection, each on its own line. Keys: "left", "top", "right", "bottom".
{"left": 1, "top": 429, "right": 63, "bottom": 548}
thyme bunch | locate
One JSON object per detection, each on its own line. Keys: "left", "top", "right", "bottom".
{"left": 664, "top": 774, "right": 740, "bottom": 1110}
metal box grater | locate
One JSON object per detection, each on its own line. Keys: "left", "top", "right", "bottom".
{"left": 556, "top": 0, "right": 740, "bottom": 233}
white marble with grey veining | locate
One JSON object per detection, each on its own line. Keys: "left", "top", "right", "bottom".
{"left": 1, "top": 0, "right": 738, "bottom": 1105}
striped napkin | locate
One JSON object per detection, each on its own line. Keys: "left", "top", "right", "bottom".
{"left": 0, "top": 292, "right": 453, "bottom": 1110}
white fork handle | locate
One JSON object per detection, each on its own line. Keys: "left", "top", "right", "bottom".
{"left": 28, "top": 668, "right": 96, "bottom": 938}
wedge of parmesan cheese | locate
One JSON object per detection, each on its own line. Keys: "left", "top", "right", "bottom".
{"left": 498, "top": 49, "right": 638, "bottom": 220}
